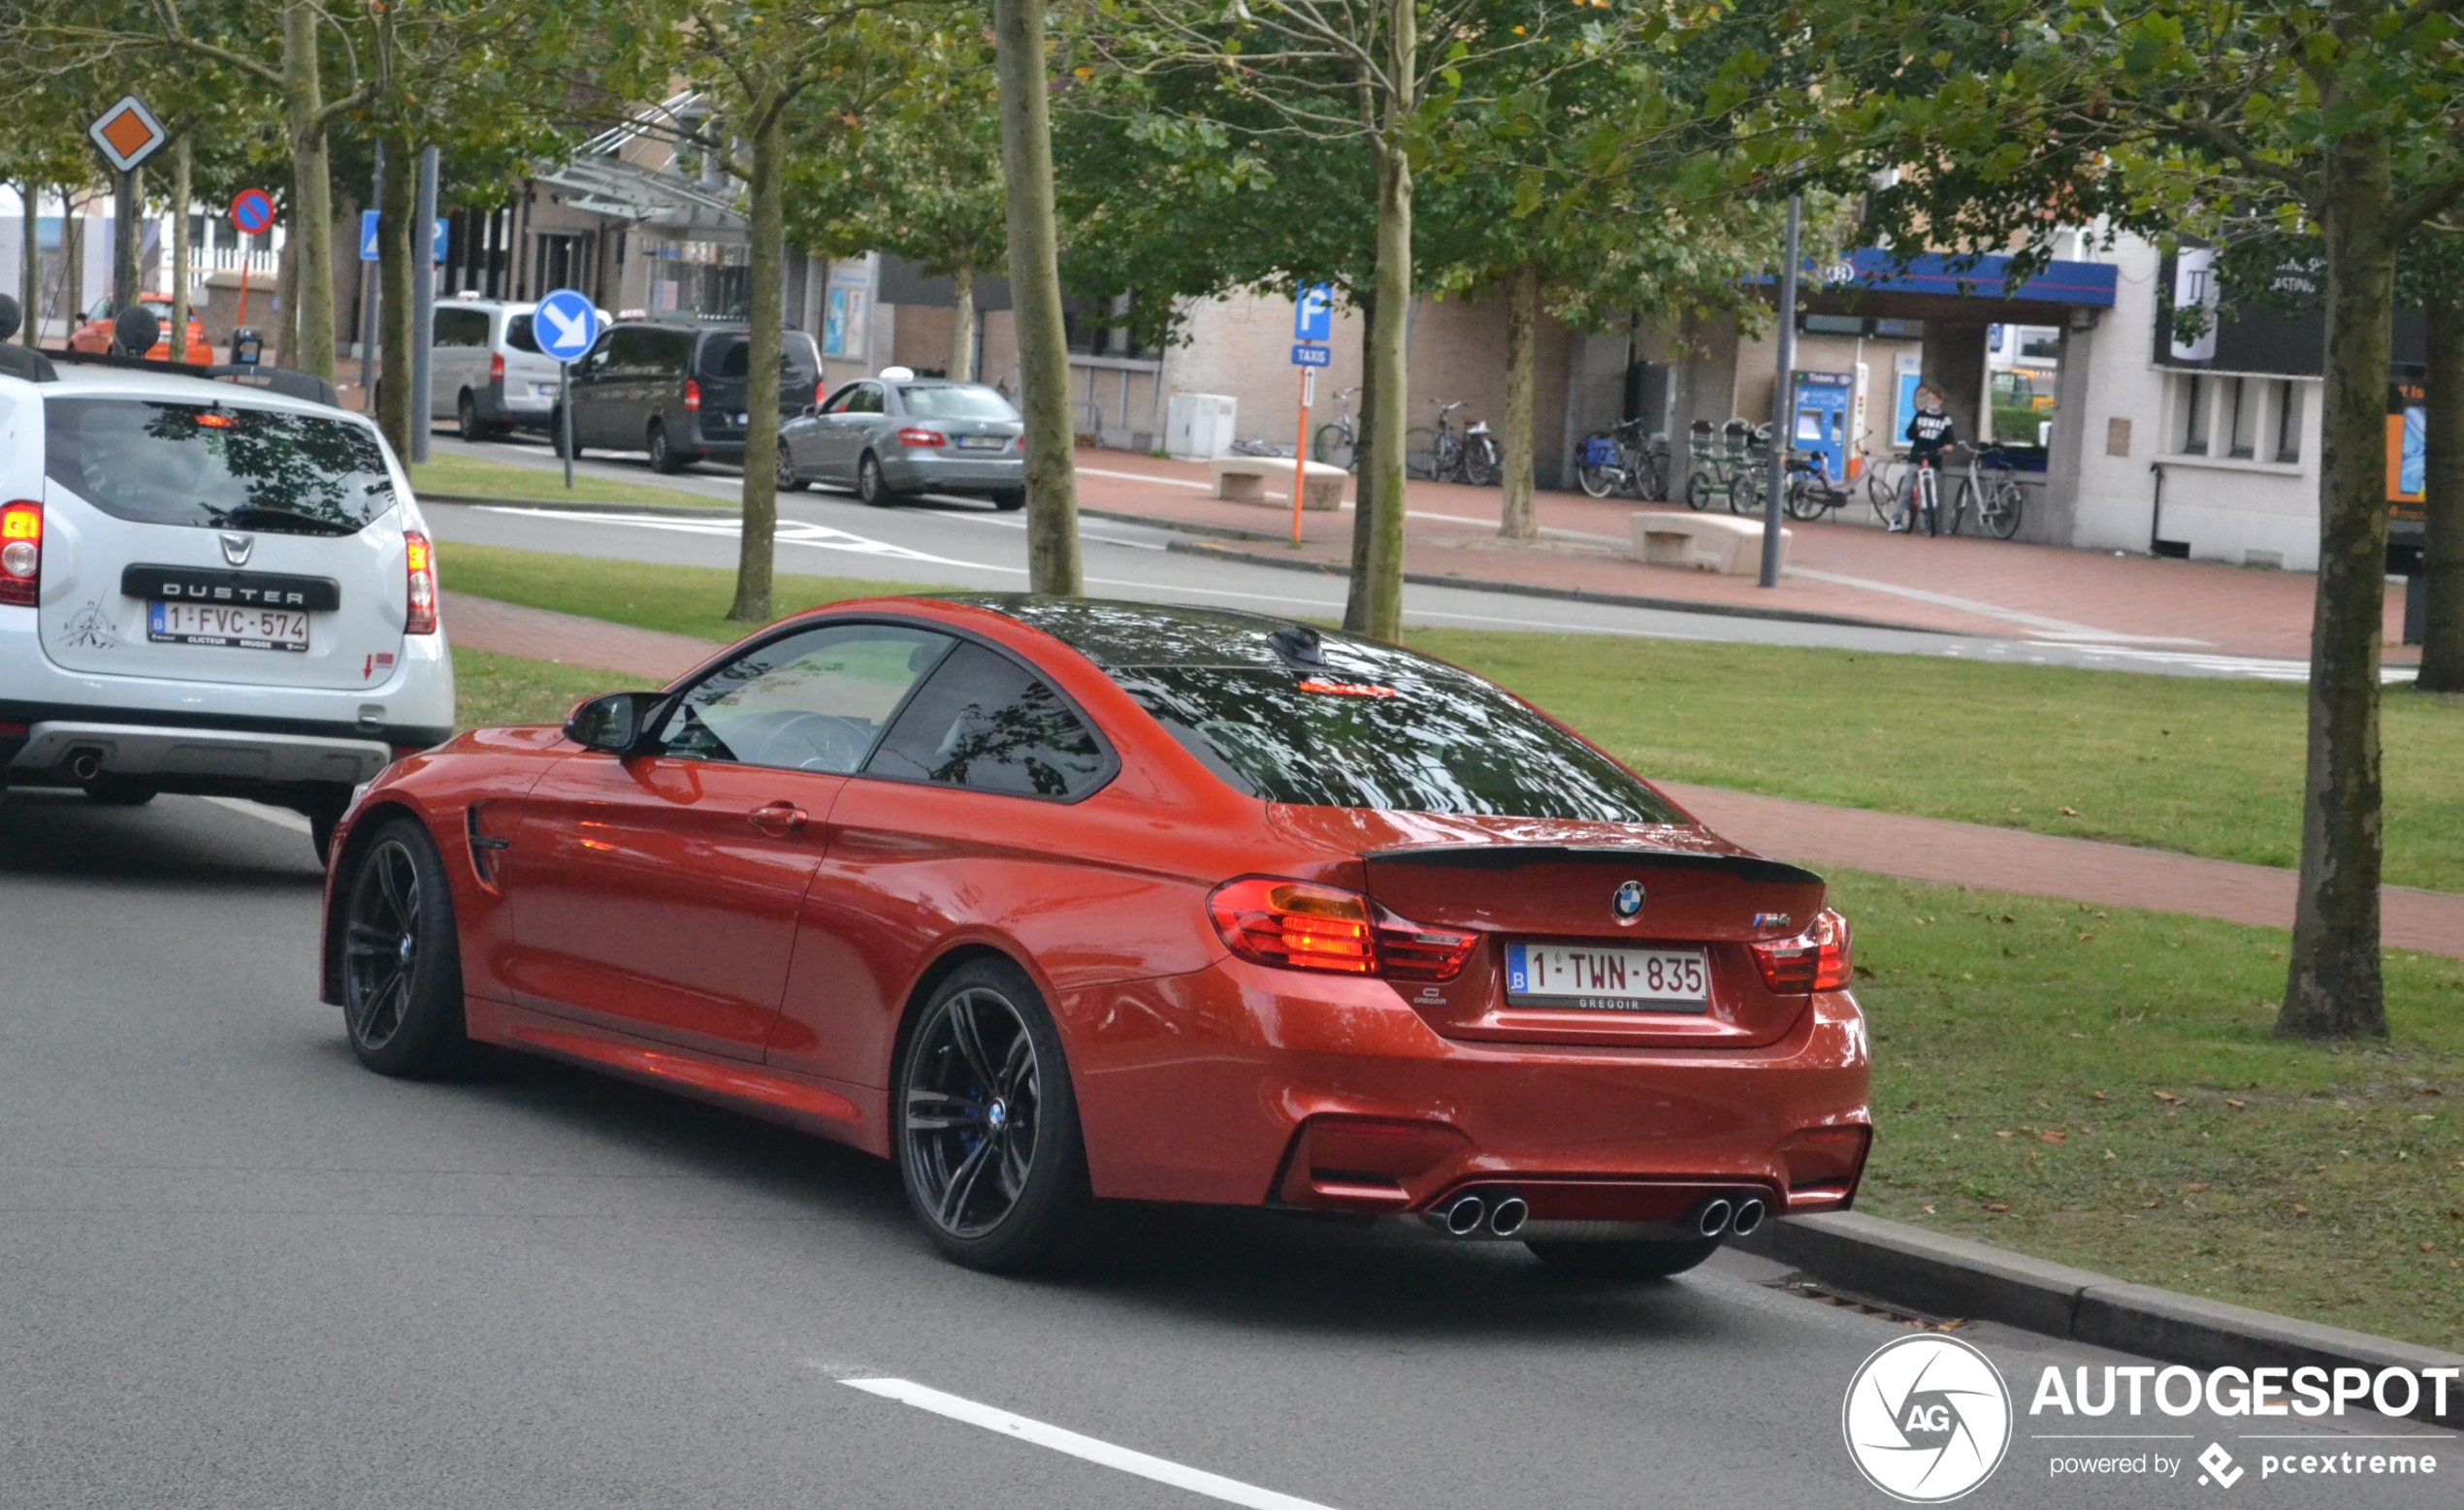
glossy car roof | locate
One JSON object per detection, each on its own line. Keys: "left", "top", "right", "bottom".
{"left": 945, "top": 595, "right": 1332, "bottom": 670}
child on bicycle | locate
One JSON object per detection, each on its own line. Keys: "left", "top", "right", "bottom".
{"left": 1897, "top": 385, "right": 1957, "bottom": 532}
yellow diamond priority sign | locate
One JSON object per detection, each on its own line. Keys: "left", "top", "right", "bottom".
{"left": 89, "top": 96, "right": 168, "bottom": 174}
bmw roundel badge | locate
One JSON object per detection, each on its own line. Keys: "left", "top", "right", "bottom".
{"left": 1611, "top": 880, "right": 1646, "bottom": 920}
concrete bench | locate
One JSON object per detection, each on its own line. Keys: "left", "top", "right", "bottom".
{"left": 1632, "top": 511, "right": 1791, "bottom": 576}
{"left": 1209, "top": 456, "right": 1348, "bottom": 512}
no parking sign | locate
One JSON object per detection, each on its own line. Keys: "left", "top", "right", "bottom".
{"left": 230, "top": 188, "right": 276, "bottom": 236}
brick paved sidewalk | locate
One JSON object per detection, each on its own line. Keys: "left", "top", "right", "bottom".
{"left": 441, "top": 591, "right": 2463, "bottom": 958}
{"left": 1065, "top": 449, "right": 2414, "bottom": 665}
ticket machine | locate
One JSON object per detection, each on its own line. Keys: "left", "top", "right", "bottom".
{"left": 1791, "top": 369, "right": 1854, "bottom": 481}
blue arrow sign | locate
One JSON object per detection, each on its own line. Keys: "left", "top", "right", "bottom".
{"left": 533, "top": 288, "right": 601, "bottom": 364}
{"left": 1294, "top": 284, "right": 1333, "bottom": 342}
{"left": 1290, "top": 342, "right": 1331, "bottom": 369}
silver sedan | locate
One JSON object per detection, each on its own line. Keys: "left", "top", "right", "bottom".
{"left": 778, "top": 375, "right": 1025, "bottom": 509}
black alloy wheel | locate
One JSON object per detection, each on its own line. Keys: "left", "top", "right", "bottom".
{"left": 457, "top": 391, "right": 484, "bottom": 443}
{"left": 1527, "top": 1237, "right": 1722, "bottom": 1279}
{"left": 339, "top": 819, "right": 469, "bottom": 1076}
{"left": 895, "top": 959, "right": 1090, "bottom": 1271}
{"left": 857, "top": 452, "right": 892, "bottom": 507}
{"left": 775, "top": 444, "right": 807, "bottom": 492}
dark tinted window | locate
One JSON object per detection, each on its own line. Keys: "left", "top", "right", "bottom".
{"left": 867, "top": 643, "right": 1106, "bottom": 797}
{"left": 703, "top": 331, "right": 821, "bottom": 380}
{"left": 434, "top": 307, "right": 491, "bottom": 347}
{"left": 1115, "top": 656, "right": 1683, "bottom": 821}
{"left": 44, "top": 398, "right": 396, "bottom": 536}
{"left": 504, "top": 314, "right": 540, "bottom": 354}
{"left": 605, "top": 327, "right": 659, "bottom": 373}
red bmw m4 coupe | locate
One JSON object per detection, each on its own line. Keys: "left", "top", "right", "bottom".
{"left": 321, "top": 596, "right": 1870, "bottom": 1273}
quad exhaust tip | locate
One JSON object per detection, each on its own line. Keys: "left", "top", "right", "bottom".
{"left": 1730, "top": 1195, "right": 1767, "bottom": 1237}
{"left": 1694, "top": 1197, "right": 1735, "bottom": 1237}
{"left": 1443, "top": 1194, "right": 1486, "bottom": 1237}
{"left": 1487, "top": 1195, "right": 1528, "bottom": 1238}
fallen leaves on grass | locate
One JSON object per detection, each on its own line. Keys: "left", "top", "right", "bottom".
{"left": 1982, "top": 1203, "right": 2011, "bottom": 1213}
{"left": 2091, "top": 1090, "right": 2108, "bottom": 1102}
{"left": 2039, "top": 1131, "right": 2068, "bottom": 1143}
{"left": 2225, "top": 1098, "right": 2248, "bottom": 1108}
{"left": 2153, "top": 1090, "right": 2184, "bottom": 1105}
{"left": 2292, "top": 1205, "right": 2310, "bottom": 1216}
{"left": 2059, "top": 806, "right": 2079, "bottom": 817}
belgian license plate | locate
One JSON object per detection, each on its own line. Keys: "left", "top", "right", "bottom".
{"left": 956, "top": 434, "right": 1006, "bottom": 450}
{"left": 149, "top": 600, "right": 309, "bottom": 652}
{"left": 1504, "top": 942, "right": 1710, "bottom": 1012}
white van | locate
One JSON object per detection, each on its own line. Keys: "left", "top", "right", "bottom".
{"left": 428, "top": 296, "right": 576, "bottom": 441}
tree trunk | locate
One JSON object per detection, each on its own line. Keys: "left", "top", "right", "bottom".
{"left": 1359, "top": 136, "right": 1414, "bottom": 641}
{"left": 729, "top": 104, "right": 787, "bottom": 625}
{"left": 1499, "top": 260, "right": 1540, "bottom": 542}
{"left": 18, "top": 183, "right": 37, "bottom": 347}
{"left": 170, "top": 139, "right": 192, "bottom": 364}
{"left": 2278, "top": 132, "right": 2394, "bottom": 1041}
{"left": 281, "top": 0, "right": 339, "bottom": 385}
{"left": 60, "top": 190, "right": 83, "bottom": 335}
{"left": 1344, "top": 286, "right": 1378, "bottom": 632}
{"left": 2418, "top": 289, "right": 2464, "bottom": 691}
{"left": 276, "top": 229, "right": 300, "bottom": 369}
{"left": 113, "top": 168, "right": 142, "bottom": 316}
{"left": 376, "top": 136, "right": 417, "bottom": 461}
{"left": 993, "top": 0, "right": 1082, "bottom": 594}
{"left": 951, "top": 264, "right": 977, "bottom": 382}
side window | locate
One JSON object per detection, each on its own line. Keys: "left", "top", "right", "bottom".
{"left": 867, "top": 643, "right": 1107, "bottom": 798}
{"left": 581, "top": 329, "right": 618, "bottom": 373}
{"left": 604, "top": 327, "right": 652, "bottom": 374}
{"left": 661, "top": 333, "right": 697, "bottom": 376}
{"left": 820, "top": 384, "right": 863, "bottom": 415}
{"left": 849, "top": 383, "right": 886, "bottom": 415}
{"left": 654, "top": 624, "right": 955, "bottom": 773}
{"left": 434, "top": 308, "right": 490, "bottom": 347}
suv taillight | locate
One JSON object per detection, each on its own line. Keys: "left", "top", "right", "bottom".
{"left": 1208, "top": 878, "right": 1476, "bottom": 982}
{"left": 1750, "top": 909, "right": 1852, "bottom": 994}
{"left": 405, "top": 530, "right": 438, "bottom": 634}
{"left": 683, "top": 378, "right": 701, "bottom": 412}
{"left": 0, "top": 500, "right": 40, "bottom": 606}
{"left": 489, "top": 352, "right": 505, "bottom": 383}
{"left": 897, "top": 427, "right": 947, "bottom": 447}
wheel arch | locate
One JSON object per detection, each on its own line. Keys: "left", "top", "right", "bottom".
{"left": 319, "top": 798, "right": 450, "bottom": 1005}
{"left": 883, "top": 940, "right": 1050, "bottom": 1093}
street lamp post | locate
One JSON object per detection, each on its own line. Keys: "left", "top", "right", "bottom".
{"left": 1760, "top": 194, "right": 1802, "bottom": 590}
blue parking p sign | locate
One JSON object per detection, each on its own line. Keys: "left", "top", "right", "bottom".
{"left": 1294, "top": 284, "right": 1333, "bottom": 342}
{"left": 357, "top": 210, "right": 452, "bottom": 264}
{"left": 533, "top": 289, "right": 601, "bottom": 364}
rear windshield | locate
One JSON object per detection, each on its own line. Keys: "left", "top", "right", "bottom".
{"left": 43, "top": 397, "right": 396, "bottom": 536}
{"left": 503, "top": 314, "right": 540, "bottom": 354}
{"left": 1114, "top": 657, "right": 1683, "bottom": 821}
{"left": 898, "top": 384, "right": 1016, "bottom": 421}
{"left": 703, "top": 332, "right": 822, "bottom": 379}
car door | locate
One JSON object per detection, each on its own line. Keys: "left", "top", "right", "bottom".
{"left": 569, "top": 330, "right": 620, "bottom": 445}
{"left": 499, "top": 621, "right": 960, "bottom": 1060}
{"left": 821, "top": 381, "right": 886, "bottom": 481}
{"left": 764, "top": 639, "right": 1116, "bottom": 1089}
{"left": 804, "top": 383, "right": 863, "bottom": 479}
{"left": 431, "top": 306, "right": 488, "bottom": 416}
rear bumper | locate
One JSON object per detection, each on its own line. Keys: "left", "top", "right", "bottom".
{"left": 11, "top": 721, "right": 395, "bottom": 785}
{"left": 479, "top": 380, "right": 555, "bottom": 426}
{"left": 880, "top": 450, "right": 1023, "bottom": 495}
{"left": 1060, "top": 955, "right": 1872, "bottom": 1216}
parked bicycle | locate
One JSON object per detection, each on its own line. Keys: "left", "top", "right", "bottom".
{"left": 1684, "top": 419, "right": 1754, "bottom": 512}
{"left": 1941, "top": 442, "right": 2026, "bottom": 539}
{"left": 1885, "top": 454, "right": 1945, "bottom": 535}
{"left": 1311, "top": 387, "right": 1362, "bottom": 472}
{"left": 1407, "top": 400, "right": 1502, "bottom": 486}
{"left": 1781, "top": 447, "right": 1857, "bottom": 521}
{"left": 1574, "top": 419, "right": 1669, "bottom": 500}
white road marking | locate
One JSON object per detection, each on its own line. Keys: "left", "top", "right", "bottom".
{"left": 837, "top": 1376, "right": 1345, "bottom": 1510}
{"left": 197, "top": 796, "right": 312, "bottom": 833}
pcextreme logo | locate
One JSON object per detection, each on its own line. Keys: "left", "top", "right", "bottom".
{"left": 1842, "top": 1333, "right": 2015, "bottom": 1502}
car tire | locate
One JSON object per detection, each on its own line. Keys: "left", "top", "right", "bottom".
{"left": 457, "top": 391, "right": 484, "bottom": 443}
{"left": 1526, "top": 1237, "right": 1722, "bottom": 1279}
{"left": 992, "top": 488, "right": 1025, "bottom": 512}
{"left": 338, "top": 817, "right": 470, "bottom": 1078}
{"left": 81, "top": 776, "right": 157, "bottom": 807}
{"left": 894, "top": 956, "right": 1092, "bottom": 1273}
{"left": 648, "top": 422, "right": 684, "bottom": 473}
{"left": 775, "top": 445, "right": 807, "bottom": 492}
{"left": 857, "top": 452, "right": 892, "bottom": 507}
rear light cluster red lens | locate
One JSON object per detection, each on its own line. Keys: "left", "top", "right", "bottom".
{"left": 489, "top": 352, "right": 505, "bottom": 383}
{"left": 897, "top": 427, "right": 946, "bottom": 448}
{"left": 1750, "top": 908, "right": 1853, "bottom": 993}
{"left": 0, "top": 500, "right": 40, "bottom": 607}
{"left": 1208, "top": 878, "right": 1477, "bottom": 982}
{"left": 404, "top": 530, "right": 438, "bottom": 634}
{"left": 683, "top": 378, "right": 701, "bottom": 412}
{"left": 814, "top": 381, "right": 827, "bottom": 404}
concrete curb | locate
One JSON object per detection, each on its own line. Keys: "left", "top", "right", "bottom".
{"left": 420, "top": 492, "right": 730, "bottom": 516}
{"left": 1160, "top": 537, "right": 1918, "bottom": 634}
{"left": 1735, "top": 1211, "right": 2464, "bottom": 1426}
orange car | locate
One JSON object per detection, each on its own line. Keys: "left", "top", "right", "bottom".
{"left": 67, "top": 294, "right": 212, "bottom": 365}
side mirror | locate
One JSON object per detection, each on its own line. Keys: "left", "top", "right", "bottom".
{"left": 113, "top": 306, "right": 163, "bottom": 357}
{"left": 0, "top": 293, "right": 18, "bottom": 344}
{"left": 564, "top": 691, "right": 660, "bottom": 754}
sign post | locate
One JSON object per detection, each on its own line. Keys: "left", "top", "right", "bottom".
{"left": 1289, "top": 285, "right": 1334, "bottom": 544}
{"left": 228, "top": 188, "right": 276, "bottom": 340}
{"left": 90, "top": 97, "right": 168, "bottom": 318}
{"left": 532, "top": 289, "right": 602, "bottom": 491}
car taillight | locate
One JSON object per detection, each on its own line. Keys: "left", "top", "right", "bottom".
{"left": 815, "top": 381, "right": 827, "bottom": 404}
{"left": 1208, "top": 877, "right": 1476, "bottom": 982}
{"left": 1750, "top": 908, "right": 1852, "bottom": 994}
{"left": 0, "top": 500, "right": 40, "bottom": 607}
{"left": 897, "top": 427, "right": 946, "bottom": 447}
{"left": 405, "top": 530, "right": 438, "bottom": 634}
{"left": 683, "top": 378, "right": 701, "bottom": 412}
{"left": 489, "top": 352, "right": 505, "bottom": 383}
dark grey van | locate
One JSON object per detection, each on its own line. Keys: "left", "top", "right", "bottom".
{"left": 562, "top": 324, "right": 825, "bottom": 472}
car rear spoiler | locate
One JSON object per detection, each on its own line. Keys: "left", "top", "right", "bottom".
{"left": 1363, "top": 844, "right": 1824, "bottom": 888}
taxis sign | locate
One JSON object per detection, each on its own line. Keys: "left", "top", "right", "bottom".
{"left": 89, "top": 96, "right": 168, "bottom": 174}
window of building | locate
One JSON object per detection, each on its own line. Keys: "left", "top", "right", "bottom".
{"left": 2227, "top": 377, "right": 2262, "bottom": 459}
{"left": 2179, "top": 373, "right": 2210, "bottom": 455}
{"left": 2274, "top": 381, "right": 2304, "bottom": 464}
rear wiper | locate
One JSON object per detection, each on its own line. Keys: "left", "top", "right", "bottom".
{"left": 211, "top": 504, "right": 358, "bottom": 536}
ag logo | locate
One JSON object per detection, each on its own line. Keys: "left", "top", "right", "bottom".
{"left": 1842, "top": 1333, "right": 2012, "bottom": 1502}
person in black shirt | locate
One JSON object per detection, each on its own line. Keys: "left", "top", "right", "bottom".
{"left": 1895, "top": 385, "right": 1957, "bottom": 531}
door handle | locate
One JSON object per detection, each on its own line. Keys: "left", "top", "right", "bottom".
{"left": 748, "top": 800, "right": 808, "bottom": 837}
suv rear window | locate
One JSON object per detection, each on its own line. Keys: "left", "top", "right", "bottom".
{"left": 43, "top": 398, "right": 397, "bottom": 536}
{"left": 503, "top": 314, "right": 540, "bottom": 354}
{"left": 703, "top": 332, "right": 822, "bottom": 380}
{"left": 1114, "top": 654, "right": 1681, "bottom": 821}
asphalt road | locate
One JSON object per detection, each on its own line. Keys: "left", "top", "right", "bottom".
{"left": 4, "top": 790, "right": 2451, "bottom": 1508}
{"left": 422, "top": 434, "right": 2340, "bottom": 682}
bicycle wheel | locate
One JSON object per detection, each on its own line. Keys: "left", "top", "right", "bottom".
{"left": 1783, "top": 475, "right": 1825, "bottom": 522}
{"left": 1921, "top": 473, "right": 1943, "bottom": 536}
{"left": 1684, "top": 469, "right": 1713, "bottom": 511}
{"left": 1943, "top": 477, "right": 1972, "bottom": 537}
{"left": 1313, "top": 423, "right": 1354, "bottom": 472}
{"left": 1985, "top": 478, "right": 2025, "bottom": 539}
{"left": 1728, "top": 469, "right": 1762, "bottom": 517}
{"left": 1639, "top": 452, "right": 1668, "bottom": 501}
{"left": 1462, "top": 434, "right": 1502, "bottom": 487}
{"left": 1576, "top": 435, "right": 1617, "bottom": 498}
{"left": 1867, "top": 467, "right": 1900, "bottom": 526}
{"left": 1405, "top": 427, "right": 1440, "bottom": 480}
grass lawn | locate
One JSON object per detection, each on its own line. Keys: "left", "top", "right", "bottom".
{"left": 450, "top": 647, "right": 620, "bottom": 732}
{"left": 410, "top": 452, "right": 729, "bottom": 510}
{"left": 1839, "top": 869, "right": 2463, "bottom": 1350}
{"left": 434, "top": 542, "right": 2464, "bottom": 891}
